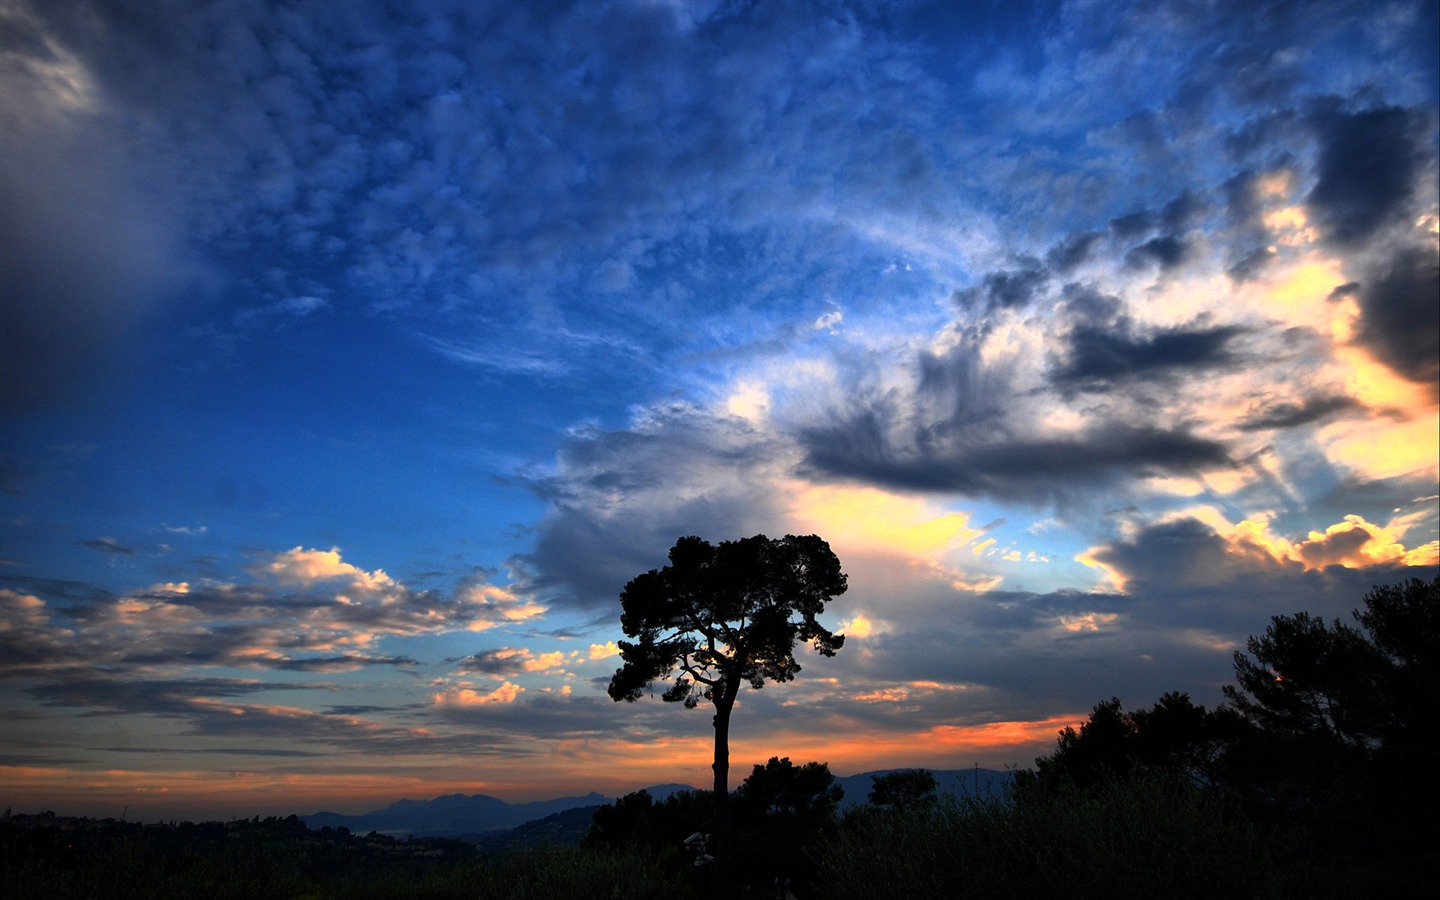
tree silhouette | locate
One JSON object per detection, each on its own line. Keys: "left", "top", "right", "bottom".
{"left": 1223, "top": 576, "right": 1439, "bottom": 857}
{"left": 867, "top": 769, "right": 938, "bottom": 813}
{"left": 1022, "top": 692, "right": 1250, "bottom": 796}
{"left": 1224, "top": 611, "right": 1384, "bottom": 753}
{"left": 736, "top": 756, "right": 843, "bottom": 821}
{"left": 607, "top": 534, "right": 847, "bottom": 826}
{"left": 733, "top": 757, "right": 842, "bottom": 891}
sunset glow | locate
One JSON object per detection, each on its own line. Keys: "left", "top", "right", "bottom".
{"left": 2, "top": 0, "right": 1436, "bottom": 821}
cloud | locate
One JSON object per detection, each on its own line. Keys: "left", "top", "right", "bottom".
{"left": 0, "top": 590, "right": 78, "bottom": 676}
{"left": 433, "top": 681, "right": 524, "bottom": 708}
{"left": 458, "top": 647, "right": 567, "bottom": 678}
{"left": 1124, "top": 234, "right": 1190, "bottom": 270}
{"left": 1236, "top": 395, "right": 1360, "bottom": 431}
{"left": 257, "top": 546, "right": 395, "bottom": 591}
{"left": 953, "top": 256, "right": 1049, "bottom": 312}
{"left": 2, "top": 0, "right": 1435, "bottom": 813}
{"left": 1306, "top": 105, "right": 1429, "bottom": 249}
{"left": 1349, "top": 241, "right": 1440, "bottom": 393}
{"left": 517, "top": 403, "right": 791, "bottom": 609}
{"left": 455, "top": 576, "right": 547, "bottom": 630}
{"left": 1231, "top": 514, "right": 1440, "bottom": 571}
{"left": 1052, "top": 323, "right": 1245, "bottom": 390}
{"left": 588, "top": 641, "right": 620, "bottom": 660}
{"left": 3, "top": 548, "right": 537, "bottom": 679}
{"left": 1080, "top": 515, "right": 1433, "bottom": 628}
{"left": 1046, "top": 231, "right": 1104, "bottom": 273}
{"left": 77, "top": 537, "right": 138, "bottom": 557}
{"left": 800, "top": 416, "right": 1231, "bottom": 503}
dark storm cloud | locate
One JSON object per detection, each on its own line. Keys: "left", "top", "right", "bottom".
{"left": 1351, "top": 243, "right": 1440, "bottom": 392}
{"left": 1236, "top": 394, "right": 1359, "bottom": 431}
{"left": 1053, "top": 323, "right": 1246, "bottom": 389}
{"left": 800, "top": 418, "right": 1230, "bottom": 503}
{"left": 1328, "top": 281, "right": 1361, "bottom": 301}
{"left": 952, "top": 257, "right": 1049, "bottom": 312}
{"left": 1306, "top": 104, "right": 1429, "bottom": 249}
{"left": 1296, "top": 103, "right": 1438, "bottom": 391}
{"left": 820, "top": 524, "right": 1436, "bottom": 720}
{"left": 1124, "top": 234, "right": 1190, "bottom": 270}
{"left": 270, "top": 655, "right": 416, "bottom": 673}
{"left": 1109, "top": 210, "right": 1154, "bottom": 239}
{"left": 1045, "top": 231, "right": 1104, "bottom": 273}
{"left": 1160, "top": 189, "right": 1207, "bottom": 232}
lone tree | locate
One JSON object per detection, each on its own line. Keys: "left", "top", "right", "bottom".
{"left": 607, "top": 534, "right": 847, "bottom": 818}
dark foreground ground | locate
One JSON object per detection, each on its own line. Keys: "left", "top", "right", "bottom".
{"left": 0, "top": 811, "right": 683, "bottom": 900}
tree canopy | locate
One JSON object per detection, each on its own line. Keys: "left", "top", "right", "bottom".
{"left": 1023, "top": 576, "right": 1439, "bottom": 885}
{"left": 607, "top": 534, "right": 846, "bottom": 707}
{"left": 607, "top": 533, "right": 847, "bottom": 827}
{"left": 866, "top": 769, "right": 939, "bottom": 813}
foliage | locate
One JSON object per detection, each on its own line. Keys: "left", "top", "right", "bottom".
{"left": 734, "top": 757, "right": 843, "bottom": 821}
{"left": 816, "top": 775, "right": 1338, "bottom": 900}
{"left": 607, "top": 533, "right": 847, "bottom": 813}
{"left": 1009, "top": 576, "right": 1440, "bottom": 892}
{"left": 865, "top": 769, "right": 938, "bottom": 813}
{"left": 1225, "top": 611, "right": 1383, "bottom": 751}
{"left": 731, "top": 758, "right": 842, "bottom": 893}
{"left": 584, "top": 788, "right": 714, "bottom": 856}
{"left": 585, "top": 761, "right": 843, "bottom": 896}
{"left": 608, "top": 534, "right": 847, "bottom": 708}
{"left": 1020, "top": 692, "right": 1249, "bottom": 794}
{"left": 1225, "top": 576, "right": 1438, "bottom": 754}
{"left": 1221, "top": 575, "right": 1440, "bottom": 869}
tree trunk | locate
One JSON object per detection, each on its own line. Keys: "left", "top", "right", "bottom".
{"left": 711, "top": 681, "right": 740, "bottom": 893}
{"left": 711, "top": 675, "right": 742, "bottom": 811}
{"left": 712, "top": 701, "right": 731, "bottom": 802}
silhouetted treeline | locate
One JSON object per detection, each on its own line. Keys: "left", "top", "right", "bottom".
{"left": 589, "top": 576, "right": 1438, "bottom": 898}
{"left": 816, "top": 576, "right": 1439, "bottom": 899}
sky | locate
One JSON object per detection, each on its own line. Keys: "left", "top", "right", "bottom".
{"left": 2, "top": 0, "right": 1437, "bottom": 821}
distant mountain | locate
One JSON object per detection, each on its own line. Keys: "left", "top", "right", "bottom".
{"left": 302, "top": 770, "right": 1015, "bottom": 841}
{"left": 833, "top": 768, "right": 1015, "bottom": 811}
{"left": 468, "top": 804, "right": 605, "bottom": 853}
{"left": 303, "top": 791, "right": 611, "bottom": 838}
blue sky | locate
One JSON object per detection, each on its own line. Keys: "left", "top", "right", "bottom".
{"left": 2, "top": 0, "right": 1437, "bottom": 819}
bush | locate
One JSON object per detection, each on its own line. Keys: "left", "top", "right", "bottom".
{"left": 815, "top": 775, "right": 1321, "bottom": 900}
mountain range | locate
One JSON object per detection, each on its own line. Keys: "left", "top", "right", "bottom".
{"left": 302, "top": 769, "right": 1014, "bottom": 840}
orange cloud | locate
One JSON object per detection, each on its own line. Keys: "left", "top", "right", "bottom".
{"left": 587, "top": 641, "right": 620, "bottom": 660}
{"left": 1058, "top": 612, "right": 1119, "bottom": 633}
{"left": 259, "top": 546, "right": 395, "bottom": 591}
{"left": 853, "top": 687, "right": 910, "bottom": 703}
{"left": 460, "top": 583, "right": 546, "bottom": 630}
{"left": 433, "top": 681, "right": 524, "bottom": 707}
{"left": 1229, "top": 514, "right": 1437, "bottom": 569}
{"left": 521, "top": 651, "right": 566, "bottom": 672}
